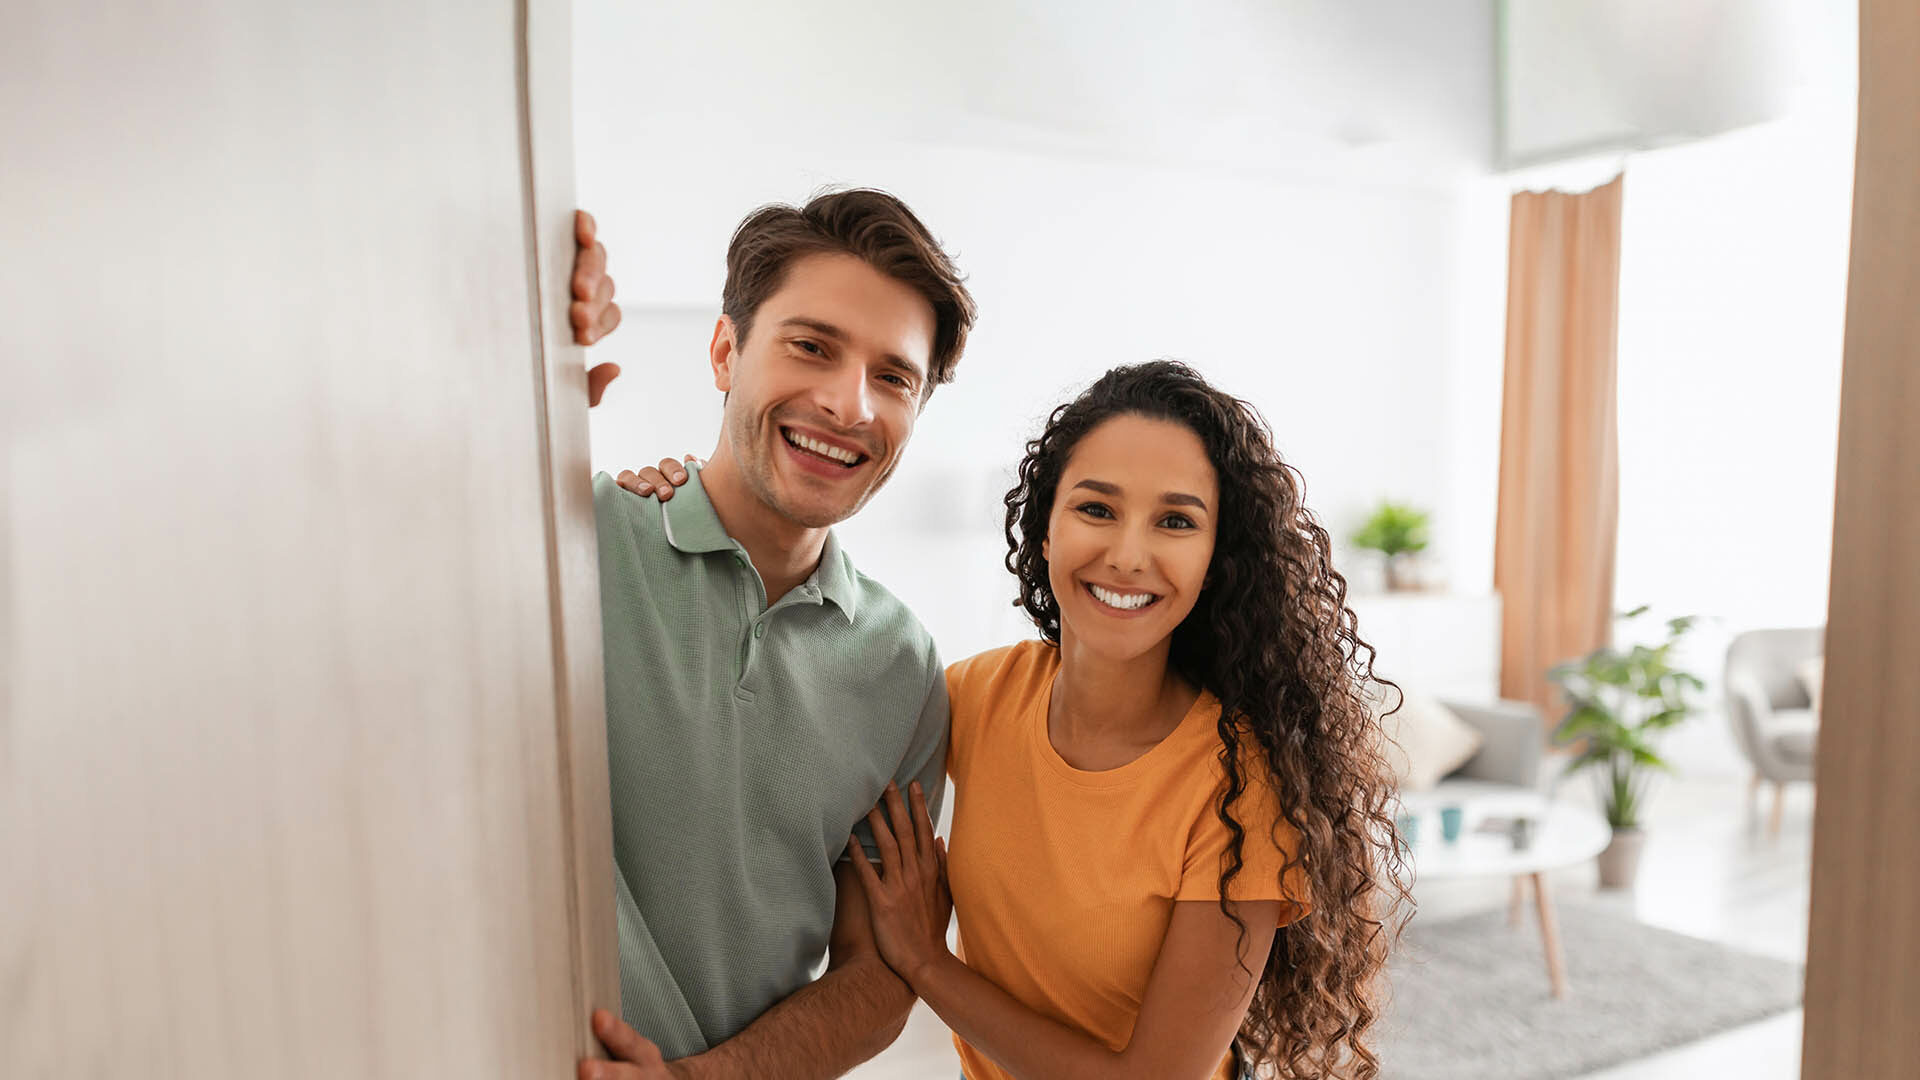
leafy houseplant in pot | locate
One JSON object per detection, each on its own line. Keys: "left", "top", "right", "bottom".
{"left": 1548, "top": 607, "right": 1704, "bottom": 889}
{"left": 1352, "top": 501, "right": 1431, "bottom": 592}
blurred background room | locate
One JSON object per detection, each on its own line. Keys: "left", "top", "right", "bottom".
{"left": 576, "top": 2, "right": 1855, "bottom": 1077}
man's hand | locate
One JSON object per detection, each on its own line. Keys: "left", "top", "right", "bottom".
{"left": 570, "top": 210, "right": 623, "bottom": 406}
{"left": 579, "top": 1008, "right": 681, "bottom": 1080}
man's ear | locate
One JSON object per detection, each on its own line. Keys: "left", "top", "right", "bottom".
{"left": 710, "top": 315, "right": 739, "bottom": 393}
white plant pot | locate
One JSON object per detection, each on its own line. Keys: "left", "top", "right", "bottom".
{"left": 1597, "top": 827, "right": 1646, "bottom": 889}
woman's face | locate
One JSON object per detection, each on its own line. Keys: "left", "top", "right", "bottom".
{"left": 1044, "top": 412, "right": 1219, "bottom": 665}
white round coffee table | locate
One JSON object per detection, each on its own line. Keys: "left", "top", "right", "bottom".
{"left": 1398, "top": 788, "right": 1611, "bottom": 998}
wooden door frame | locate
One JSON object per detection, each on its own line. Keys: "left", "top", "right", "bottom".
{"left": 1801, "top": 2, "right": 1920, "bottom": 1076}
{"left": 518, "top": 0, "right": 619, "bottom": 1057}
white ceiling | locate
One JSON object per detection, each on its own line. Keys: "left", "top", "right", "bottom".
{"left": 580, "top": 0, "right": 1498, "bottom": 178}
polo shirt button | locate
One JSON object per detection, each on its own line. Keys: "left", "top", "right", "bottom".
{"left": 753, "top": 623, "right": 765, "bottom": 639}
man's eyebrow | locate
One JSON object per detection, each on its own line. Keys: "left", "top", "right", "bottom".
{"left": 777, "top": 317, "right": 927, "bottom": 381}
{"left": 1069, "top": 478, "right": 1209, "bottom": 511}
{"left": 777, "top": 316, "right": 848, "bottom": 340}
{"left": 879, "top": 353, "right": 926, "bottom": 383}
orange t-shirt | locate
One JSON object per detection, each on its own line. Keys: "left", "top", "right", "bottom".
{"left": 944, "top": 642, "right": 1311, "bottom": 1080}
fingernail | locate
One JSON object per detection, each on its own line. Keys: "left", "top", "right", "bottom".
{"left": 656, "top": 485, "right": 671, "bottom": 496}
{"left": 910, "top": 781, "right": 922, "bottom": 795}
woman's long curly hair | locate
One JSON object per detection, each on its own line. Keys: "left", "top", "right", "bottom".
{"left": 1003, "top": 361, "right": 1412, "bottom": 1078}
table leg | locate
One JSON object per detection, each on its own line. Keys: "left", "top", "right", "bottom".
{"left": 1508, "top": 874, "right": 1530, "bottom": 927}
{"left": 1530, "top": 870, "right": 1568, "bottom": 998}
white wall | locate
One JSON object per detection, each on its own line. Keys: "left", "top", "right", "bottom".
{"left": 575, "top": 1, "right": 1508, "bottom": 658}
{"left": 1607, "top": 0, "right": 1855, "bottom": 776}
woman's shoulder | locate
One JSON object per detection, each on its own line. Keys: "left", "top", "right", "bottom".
{"left": 944, "top": 639, "right": 1057, "bottom": 708}
{"left": 1160, "top": 709, "right": 1290, "bottom": 829}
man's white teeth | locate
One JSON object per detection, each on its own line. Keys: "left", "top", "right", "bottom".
{"left": 1089, "top": 584, "right": 1156, "bottom": 611}
{"left": 784, "top": 429, "right": 860, "bottom": 465}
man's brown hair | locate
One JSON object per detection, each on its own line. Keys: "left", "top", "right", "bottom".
{"left": 721, "top": 189, "right": 976, "bottom": 398}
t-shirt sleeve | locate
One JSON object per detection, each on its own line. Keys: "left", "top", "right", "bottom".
{"left": 850, "top": 643, "right": 950, "bottom": 863}
{"left": 942, "top": 655, "right": 976, "bottom": 783}
{"left": 1175, "top": 770, "right": 1312, "bottom": 925}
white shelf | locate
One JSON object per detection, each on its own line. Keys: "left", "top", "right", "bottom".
{"left": 1347, "top": 591, "right": 1502, "bottom": 703}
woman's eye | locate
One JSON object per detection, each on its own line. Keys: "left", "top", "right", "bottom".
{"left": 1159, "top": 514, "right": 1196, "bottom": 530}
{"left": 1074, "top": 502, "right": 1114, "bottom": 519}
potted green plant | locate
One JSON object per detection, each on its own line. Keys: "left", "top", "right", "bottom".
{"left": 1548, "top": 606, "right": 1705, "bottom": 889}
{"left": 1352, "top": 501, "right": 1431, "bottom": 591}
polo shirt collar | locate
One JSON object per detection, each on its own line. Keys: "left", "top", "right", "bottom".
{"left": 812, "top": 531, "right": 859, "bottom": 624}
{"left": 661, "top": 465, "right": 859, "bottom": 625}
{"left": 658, "top": 466, "right": 736, "bottom": 555}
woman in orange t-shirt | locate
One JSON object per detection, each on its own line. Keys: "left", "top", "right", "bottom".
{"left": 847, "top": 362, "right": 1412, "bottom": 1080}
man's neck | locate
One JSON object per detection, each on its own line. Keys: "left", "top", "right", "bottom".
{"left": 697, "top": 451, "right": 829, "bottom": 606}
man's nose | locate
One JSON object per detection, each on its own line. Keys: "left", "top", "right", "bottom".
{"left": 815, "top": 360, "right": 874, "bottom": 429}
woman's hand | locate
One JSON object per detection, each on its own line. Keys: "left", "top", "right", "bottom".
{"left": 845, "top": 780, "right": 952, "bottom": 989}
{"left": 616, "top": 455, "right": 701, "bottom": 501}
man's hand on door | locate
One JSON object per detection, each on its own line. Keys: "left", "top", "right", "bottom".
{"left": 578, "top": 1008, "right": 685, "bottom": 1080}
{"left": 570, "top": 210, "right": 623, "bottom": 406}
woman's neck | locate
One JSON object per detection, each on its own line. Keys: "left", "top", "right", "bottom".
{"left": 1048, "top": 630, "right": 1198, "bottom": 766}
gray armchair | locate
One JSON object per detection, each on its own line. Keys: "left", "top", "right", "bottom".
{"left": 1724, "top": 626, "right": 1824, "bottom": 837}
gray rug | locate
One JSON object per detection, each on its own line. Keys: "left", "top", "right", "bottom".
{"left": 1376, "top": 902, "right": 1803, "bottom": 1079}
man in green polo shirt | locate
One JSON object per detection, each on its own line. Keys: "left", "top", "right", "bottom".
{"left": 566, "top": 192, "right": 977, "bottom": 1079}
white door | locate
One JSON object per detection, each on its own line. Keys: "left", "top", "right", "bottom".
{"left": 1, "top": 2, "right": 614, "bottom": 1076}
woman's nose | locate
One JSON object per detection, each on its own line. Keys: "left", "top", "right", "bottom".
{"left": 1104, "top": 526, "right": 1151, "bottom": 574}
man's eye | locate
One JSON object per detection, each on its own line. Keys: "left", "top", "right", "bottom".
{"left": 880, "top": 373, "right": 911, "bottom": 389}
{"left": 794, "top": 339, "right": 824, "bottom": 356}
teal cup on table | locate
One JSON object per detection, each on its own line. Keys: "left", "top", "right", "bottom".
{"left": 1440, "top": 804, "right": 1464, "bottom": 844}
{"left": 1395, "top": 811, "right": 1419, "bottom": 848}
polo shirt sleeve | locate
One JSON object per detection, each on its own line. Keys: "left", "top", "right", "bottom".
{"left": 850, "top": 644, "right": 950, "bottom": 862}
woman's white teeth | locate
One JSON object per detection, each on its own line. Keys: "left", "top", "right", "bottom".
{"left": 1089, "top": 583, "right": 1156, "bottom": 611}
{"left": 784, "top": 429, "right": 860, "bottom": 465}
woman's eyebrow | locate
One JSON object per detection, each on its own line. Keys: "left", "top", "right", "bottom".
{"left": 1070, "top": 478, "right": 1208, "bottom": 511}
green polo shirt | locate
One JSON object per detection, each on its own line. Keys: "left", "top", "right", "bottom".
{"left": 592, "top": 467, "right": 948, "bottom": 1057}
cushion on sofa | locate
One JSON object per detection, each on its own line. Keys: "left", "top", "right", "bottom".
{"left": 1376, "top": 690, "right": 1485, "bottom": 791}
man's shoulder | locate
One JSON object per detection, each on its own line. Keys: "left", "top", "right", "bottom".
{"left": 843, "top": 563, "right": 939, "bottom": 670}
{"left": 592, "top": 472, "right": 669, "bottom": 547}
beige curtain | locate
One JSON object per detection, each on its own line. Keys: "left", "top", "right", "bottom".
{"left": 1494, "top": 175, "right": 1625, "bottom": 718}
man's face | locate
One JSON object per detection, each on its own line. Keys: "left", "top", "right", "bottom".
{"left": 711, "top": 252, "right": 936, "bottom": 529}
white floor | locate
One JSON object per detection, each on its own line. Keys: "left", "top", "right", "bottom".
{"left": 849, "top": 718, "right": 1814, "bottom": 1079}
